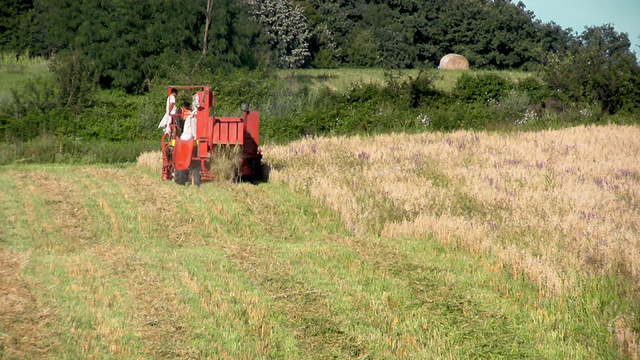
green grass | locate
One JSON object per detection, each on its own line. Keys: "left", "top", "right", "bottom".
{"left": 0, "top": 164, "right": 633, "bottom": 358}
{"left": 0, "top": 58, "right": 532, "bottom": 103}
{"left": 276, "top": 68, "right": 534, "bottom": 93}
{"left": 0, "top": 53, "right": 533, "bottom": 103}
{"left": 0, "top": 135, "right": 158, "bottom": 166}
{"left": 0, "top": 52, "right": 51, "bottom": 102}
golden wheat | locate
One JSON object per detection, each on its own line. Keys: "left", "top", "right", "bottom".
{"left": 136, "top": 150, "right": 162, "bottom": 173}
{"left": 265, "top": 125, "right": 640, "bottom": 297}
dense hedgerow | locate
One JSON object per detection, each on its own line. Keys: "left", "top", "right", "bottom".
{"left": 2, "top": 62, "right": 640, "bottom": 163}
{"left": 0, "top": 134, "right": 157, "bottom": 165}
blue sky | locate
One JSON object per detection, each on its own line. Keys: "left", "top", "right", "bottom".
{"left": 521, "top": 0, "right": 640, "bottom": 55}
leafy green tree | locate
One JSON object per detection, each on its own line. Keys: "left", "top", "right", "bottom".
{"left": 200, "top": 0, "right": 265, "bottom": 70}
{"left": 419, "top": 0, "right": 553, "bottom": 69}
{"left": 7, "top": 0, "right": 636, "bottom": 94}
{"left": 49, "top": 50, "right": 99, "bottom": 113}
{"left": 363, "top": 2, "right": 421, "bottom": 68}
{"left": 528, "top": 20, "right": 576, "bottom": 67}
{"left": 3, "top": 0, "right": 587, "bottom": 74}
{"left": 309, "top": 24, "right": 341, "bottom": 68}
{"left": 345, "top": 29, "right": 380, "bottom": 67}
{"left": 542, "top": 24, "right": 640, "bottom": 114}
{"left": 0, "top": 0, "right": 34, "bottom": 52}
{"left": 21, "top": 0, "right": 264, "bottom": 92}
{"left": 303, "top": 0, "right": 366, "bottom": 65}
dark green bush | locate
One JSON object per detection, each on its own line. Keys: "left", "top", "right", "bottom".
{"left": 211, "top": 69, "right": 279, "bottom": 114}
{"left": 3, "top": 64, "right": 639, "bottom": 164}
{"left": 404, "top": 71, "right": 442, "bottom": 108}
{"left": 257, "top": 73, "right": 444, "bottom": 143}
{"left": 426, "top": 102, "right": 504, "bottom": 131}
{"left": 454, "top": 73, "right": 513, "bottom": 103}
{"left": 0, "top": 77, "right": 58, "bottom": 141}
{"left": 515, "top": 77, "right": 549, "bottom": 105}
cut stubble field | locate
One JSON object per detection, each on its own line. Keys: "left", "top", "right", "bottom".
{"left": 1, "top": 124, "right": 639, "bottom": 358}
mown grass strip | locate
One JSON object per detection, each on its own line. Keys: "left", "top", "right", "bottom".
{"left": 1, "top": 163, "right": 634, "bottom": 358}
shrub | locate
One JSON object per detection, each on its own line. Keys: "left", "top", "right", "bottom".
{"left": 49, "top": 50, "right": 99, "bottom": 113}
{"left": 0, "top": 134, "right": 157, "bottom": 165}
{"left": 0, "top": 77, "right": 58, "bottom": 141}
{"left": 312, "top": 48, "right": 339, "bottom": 69}
{"left": 494, "top": 89, "right": 532, "bottom": 123}
{"left": 454, "top": 73, "right": 513, "bottom": 103}
{"left": 425, "top": 102, "right": 503, "bottom": 131}
{"left": 515, "top": 77, "right": 549, "bottom": 105}
{"left": 211, "top": 69, "right": 279, "bottom": 114}
{"left": 345, "top": 29, "right": 381, "bottom": 67}
{"left": 405, "top": 71, "right": 442, "bottom": 107}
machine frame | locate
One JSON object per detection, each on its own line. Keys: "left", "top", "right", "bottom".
{"left": 161, "top": 85, "right": 262, "bottom": 185}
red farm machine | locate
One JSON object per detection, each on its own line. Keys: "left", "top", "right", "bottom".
{"left": 160, "top": 86, "right": 263, "bottom": 186}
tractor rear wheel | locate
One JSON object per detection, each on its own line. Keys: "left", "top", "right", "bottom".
{"left": 191, "top": 168, "right": 201, "bottom": 187}
{"left": 174, "top": 170, "right": 189, "bottom": 185}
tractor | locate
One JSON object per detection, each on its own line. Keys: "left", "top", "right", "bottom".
{"left": 160, "top": 86, "right": 262, "bottom": 185}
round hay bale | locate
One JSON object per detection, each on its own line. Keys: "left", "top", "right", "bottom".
{"left": 439, "top": 54, "right": 469, "bottom": 70}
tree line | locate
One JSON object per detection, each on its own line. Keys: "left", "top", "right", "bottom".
{"left": 1, "top": 0, "right": 639, "bottom": 156}
{"left": 2, "top": 0, "right": 636, "bottom": 92}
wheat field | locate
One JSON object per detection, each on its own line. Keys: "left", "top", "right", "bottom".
{"left": 264, "top": 125, "right": 640, "bottom": 356}
{"left": 265, "top": 125, "right": 640, "bottom": 297}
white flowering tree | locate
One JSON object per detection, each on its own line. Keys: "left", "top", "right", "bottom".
{"left": 245, "top": 0, "right": 310, "bottom": 69}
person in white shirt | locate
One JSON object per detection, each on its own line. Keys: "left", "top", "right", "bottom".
{"left": 180, "top": 93, "right": 199, "bottom": 141}
{"left": 158, "top": 88, "right": 178, "bottom": 135}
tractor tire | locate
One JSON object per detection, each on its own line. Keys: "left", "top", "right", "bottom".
{"left": 191, "top": 168, "right": 201, "bottom": 187}
{"left": 260, "top": 163, "right": 270, "bottom": 182}
{"left": 250, "top": 161, "right": 269, "bottom": 183}
{"left": 174, "top": 170, "right": 189, "bottom": 185}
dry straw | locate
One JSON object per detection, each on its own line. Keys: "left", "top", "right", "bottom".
{"left": 136, "top": 151, "right": 162, "bottom": 173}
{"left": 209, "top": 145, "right": 242, "bottom": 181}
{"left": 265, "top": 125, "right": 640, "bottom": 298}
{"left": 136, "top": 146, "right": 242, "bottom": 181}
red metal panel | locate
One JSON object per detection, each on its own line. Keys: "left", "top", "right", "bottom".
{"left": 230, "top": 121, "right": 238, "bottom": 144}
{"left": 245, "top": 112, "right": 259, "bottom": 146}
{"left": 206, "top": 117, "right": 213, "bottom": 146}
{"left": 236, "top": 123, "right": 245, "bottom": 144}
{"left": 173, "top": 138, "right": 194, "bottom": 171}
{"left": 197, "top": 91, "right": 207, "bottom": 108}
{"left": 213, "top": 122, "right": 220, "bottom": 144}
{"left": 220, "top": 123, "right": 228, "bottom": 143}
{"left": 213, "top": 117, "right": 244, "bottom": 145}
{"left": 198, "top": 141, "right": 208, "bottom": 158}
{"left": 196, "top": 111, "right": 206, "bottom": 139}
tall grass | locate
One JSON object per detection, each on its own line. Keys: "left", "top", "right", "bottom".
{"left": 0, "top": 51, "right": 49, "bottom": 68}
{"left": 0, "top": 52, "right": 51, "bottom": 101}
{"left": 265, "top": 125, "right": 640, "bottom": 290}
{"left": 0, "top": 134, "right": 158, "bottom": 165}
{"left": 276, "top": 68, "right": 534, "bottom": 93}
{"left": 264, "top": 124, "right": 640, "bottom": 357}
